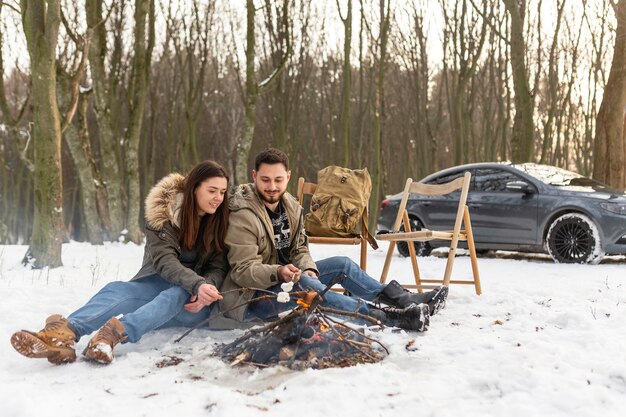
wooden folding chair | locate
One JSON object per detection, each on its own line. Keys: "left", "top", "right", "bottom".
{"left": 297, "top": 177, "right": 369, "bottom": 271}
{"left": 376, "top": 171, "right": 482, "bottom": 295}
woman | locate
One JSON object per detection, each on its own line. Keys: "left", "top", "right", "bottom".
{"left": 10, "top": 160, "right": 229, "bottom": 365}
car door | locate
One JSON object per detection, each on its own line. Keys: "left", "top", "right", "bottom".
{"left": 468, "top": 168, "right": 539, "bottom": 244}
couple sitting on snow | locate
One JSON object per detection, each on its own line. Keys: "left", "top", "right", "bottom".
{"left": 10, "top": 148, "right": 448, "bottom": 366}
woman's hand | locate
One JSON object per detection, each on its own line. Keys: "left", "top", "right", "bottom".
{"left": 185, "top": 283, "right": 222, "bottom": 313}
{"left": 184, "top": 297, "right": 205, "bottom": 313}
{"left": 197, "top": 283, "right": 222, "bottom": 305}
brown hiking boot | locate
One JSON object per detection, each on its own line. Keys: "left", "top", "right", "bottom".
{"left": 82, "top": 317, "right": 127, "bottom": 364}
{"left": 10, "top": 314, "right": 77, "bottom": 365}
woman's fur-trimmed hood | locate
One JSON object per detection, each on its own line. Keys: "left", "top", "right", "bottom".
{"left": 144, "top": 173, "right": 185, "bottom": 230}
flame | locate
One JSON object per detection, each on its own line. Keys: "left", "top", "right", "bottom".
{"left": 296, "top": 290, "right": 319, "bottom": 308}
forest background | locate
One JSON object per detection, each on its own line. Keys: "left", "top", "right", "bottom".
{"left": 1, "top": 0, "right": 626, "bottom": 268}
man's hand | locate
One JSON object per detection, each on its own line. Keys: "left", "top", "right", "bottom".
{"left": 278, "top": 264, "right": 302, "bottom": 283}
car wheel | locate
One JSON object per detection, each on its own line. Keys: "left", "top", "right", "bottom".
{"left": 396, "top": 217, "right": 433, "bottom": 257}
{"left": 546, "top": 213, "right": 604, "bottom": 264}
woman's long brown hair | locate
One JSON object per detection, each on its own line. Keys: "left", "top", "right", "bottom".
{"left": 178, "top": 160, "right": 229, "bottom": 253}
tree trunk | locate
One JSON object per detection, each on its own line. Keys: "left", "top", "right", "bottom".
{"left": 339, "top": 0, "right": 352, "bottom": 167}
{"left": 370, "top": 0, "right": 391, "bottom": 231}
{"left": 236, "top": 0, "right": 260, "bottom": 185}
{"left": 63, "top": 92, "right": 105, "bottom": 244}
{"left": 503, "top": 0, "right": 534, "bottom": 163}
{"left": 169, "top": 0, "right": 213, "bottom": 168}
{"left": 236, "top": 0, "right": 289, "bottom": 185}
{"left": 125, "top": 0, "right": 155, "bottom": 243}
{"left": 593, "top": 0, "right": 626, "bottom": 188}
{"left": 20, "top": 0, "right": 64, "bottom": 267}
{"left": 0, "top": 4, "right": 29, "bottom": 128}
{"left": 442, "top": 0, "right": 482, "bottom": 164}
{"left": 86, "top": 0, "right": 125, "bottom": 239}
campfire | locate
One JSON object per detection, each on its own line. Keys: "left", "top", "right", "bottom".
{"left": 178, "top": 274, "right": 389, "bottom": 369}
{"left": 216, "top": 304, "right": 388, "bottom": 370}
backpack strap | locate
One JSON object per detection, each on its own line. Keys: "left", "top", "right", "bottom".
{"left": 361, "top": 207, "right": 379, "bottom": 250}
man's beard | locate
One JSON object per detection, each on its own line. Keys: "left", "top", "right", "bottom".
{"left": 258, "top": 189, "right": 284, "bottom": 204}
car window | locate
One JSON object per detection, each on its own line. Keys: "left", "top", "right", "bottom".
{"left": 425, "top": 170, "right": 467, "bottom": 185}
{"left": 514, "top": 163, "right": 613, "bottom": 191}
{"left": 473, "top": 168, "right": 527, "bottom": 192}
{"left": 514, "top": 163, "right": 581, "bottom": 185}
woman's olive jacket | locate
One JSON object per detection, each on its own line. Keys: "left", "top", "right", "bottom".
{"left": 131, "top": 173, "right": 228, "bottom": 296}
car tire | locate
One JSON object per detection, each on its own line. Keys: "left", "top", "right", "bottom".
{"left": 546, "top": 213, "right": 604, "bottom": 264}
{"left": 396, "top": 217, "right": 433, "bottom": 258}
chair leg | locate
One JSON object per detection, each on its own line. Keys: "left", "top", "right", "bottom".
{"left": 442, "top": 247, "right": 456, "bottom": 288}
{"left": 464, "top": 206, "right": 482, "bottom": 295}
{"left": 402, "top": 210, "right": 423, "bottom": 293}
{"left": 442, "top": 233, "right": 461, "bottom": 287}
{"left": 359, "top": 238, "right": 367, "bottom": 271}
{"left": 379, "top": 241, "right": 396, "bottom": 284}
{"left": 407, "top": 239, "right": 423, "bottom": 292}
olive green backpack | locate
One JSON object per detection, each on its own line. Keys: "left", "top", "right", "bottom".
{"left": 304, "top": 166, "right": 378, "bottom": 249}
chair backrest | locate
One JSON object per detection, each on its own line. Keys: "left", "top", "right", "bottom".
{"left": 297, "top": 178, "right": 317, "bottom": 206}
{"left": 390, "top": 172, "right": 471, "bottom": 235}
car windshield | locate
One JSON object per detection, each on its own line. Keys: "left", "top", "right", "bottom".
{"left": 513, "top": 163, "right": 607, "bottom": 187}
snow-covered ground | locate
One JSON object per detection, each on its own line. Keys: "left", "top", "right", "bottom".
{"left": 1, "top": 241, "right": 625, "bottom": 417}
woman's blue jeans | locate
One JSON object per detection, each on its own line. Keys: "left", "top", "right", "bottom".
{"left": 246, "top": 256, "right": 386, "bottom": 321}
{"left": 68, "top": 274, "right": 212, "bottom": 343}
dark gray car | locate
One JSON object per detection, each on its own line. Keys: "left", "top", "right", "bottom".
{"left": 376, "top": 162, "right": 626, "bottom": 264}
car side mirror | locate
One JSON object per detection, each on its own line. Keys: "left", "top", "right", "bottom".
{"left": 506, "top": 181, "right": 533, "bottom": 194}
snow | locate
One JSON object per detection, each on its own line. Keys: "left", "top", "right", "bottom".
{"left": 1, "top": 241, "right": 625, "bottom": 417}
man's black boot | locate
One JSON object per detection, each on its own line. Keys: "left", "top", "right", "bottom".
{"left": 427, "top": 286, "right": 448, "bottom": 316}
{"left": 368, "top": 303, "right": 430, "bottom": 332}
{"left": 376, "top": 280, "right": 448, "bottom": 316}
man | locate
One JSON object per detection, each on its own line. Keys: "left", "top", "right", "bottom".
{"left": 211, "top": 148, "right": 447, "bottom": 331}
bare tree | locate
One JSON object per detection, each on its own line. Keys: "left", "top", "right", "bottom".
{"left": 388, "top": 2, "right": 438, "bottom": 184}
{"left": 0, "top": 4, "right": 28, "bottom": 129}
{"left": 337, "top": 0, "right": 352, "bottom": 167}
{"left": 19, "top": 0, "right": 64, "bottom": 267}
{"left": 56, "top": 7, "right": 108, "bottom": 244}
{"left": 368, "top": 0, "right": 392, "bottom": 230}
{"left": 166, "top": 0, "right": 215, "bottom": 168}
{"left": 503, "top": 0, "right": 534, "bottom": 162}
{"left": 593, "top": 0, "right": 626, "bottom": 188}
{"left": 441, "top": 0, "right": 487, "bottom": 165}
{"left": 235, "top": 0, "right": 290, "bottom": 185}
{"left": 537, "top": 0, "right": 565, "bottom": 164}
{"left": 580, "top": 0, "right": 611, "bottom": 175}
{"left": 125, "top": 0, "right": 155, "bottom": 244}
{"left": 0, "top": 5, "right": 31, "bottom": 243}
{"left": 85, "top": 0, "right": 125, "bottom": 239}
